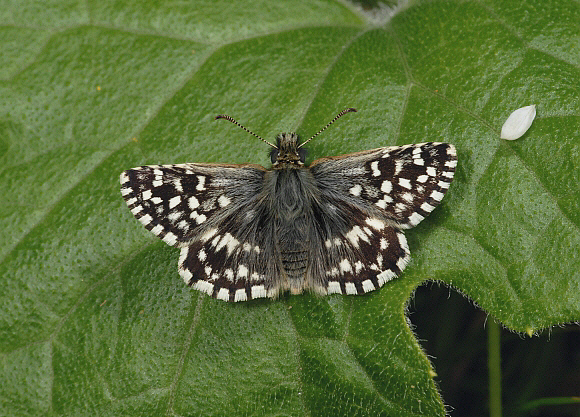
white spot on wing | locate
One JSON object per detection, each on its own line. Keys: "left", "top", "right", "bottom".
{"left": 238, "top": 264, "right": 248, "bottom": 278}
{"left": 381, "top": 180, "right": 392, "bottom": 194}
{"left": 349, "top": 184, "right": 362, "bottom": 196}
{"left": 365, "top": 217, "right": 384, "bottom": 230}
{"left": 421, "top": 202, "right": 435, "bottom": 212}
{"left": 193, "top": 280, "right": 213, "bottom": 296}
{"left": 151, "top": 224, "right": 164, "bottom": 235}
{"left": 251, "top": 285, "right": 267, "bottom": 299}
{"left": 218, "top": 195, "right": 231, "bottom": 207}
{"left": 168, "top": 211, "right": 182, "bottom": 222}
{"left": 225, "top": 268, "right": 234, "bottom": 280}
{"left": 370, "top": 161, "right": 381, "bottom": 176}
{"left": 139, "top": 213, "right": 152, "bottom": 225}
{"left": 395, "top": 202, "right": 407, "bottom": 214}
{"left": 177, "top": 220, "right": 189, "bottom": 232}
{"left": 180, "top": 268, "right": 193, "bottom": 284}
{"left": 408, "top": 212, "right": 424, "bottom": 225}
{"left": 216, "top": 288, "right": 229, "bottom": 301}
{"left": 339, "top": 259, "right": 352, "bottom": 273}
{"left": 346, "top": 226, "right": 370, "bottom": 247}
{"left": 196, "top": 175, "right": 206, "bottom": 191}
{"left": 179, "top": 247, "right": 188, "bottom": 264}
{"left": 169, "top": 195, "right": 181, "bottom": 209}
{"left": 377, "top": 269, "right": 396, "bottom": 286}
{"left": 397, "top": 232, "right": 408, "bottom": 250}
{"left": 399, "top": 178, "right": 412, "bottom": 189}
{"left": 345, "top": 282, "right": 357, "bottom": 295}
{"left": 394, "top": 160, "right": 404, "bottom": 175}
{"left": 362, "top": 280, "right": 375, "bottom": 293}
{"left": 235, "top": 289, "right": 247, "bottom": 302}
{"left": 327, "top": 281, "right": 342, "bottom": 294}
{"left": 431, "top": 190, "right": 445, "bottom": 201}
{"left": 216, "top": 233, "right": 238, "bottom": 254}
{"left": 397, "top": 254, "right": 409, "bottom": 271}
{"left": 201, "top": 228, "right": 218, "bottom": 242}
{"left": 188, "top": 196, "right": 200, "bottom": 209}
{"left": 162, "top": 232, "right": 177, "bottom": 246}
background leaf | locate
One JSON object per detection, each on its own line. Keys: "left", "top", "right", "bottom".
{"left": 1, "top": 0, "right": 578, "bottom": 416}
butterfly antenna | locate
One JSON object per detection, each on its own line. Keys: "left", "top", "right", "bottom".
{"left": 298, "top": 108, "right": 357, "bottom": 149}
{"left": 215, "top": 114, "right": 278, "bottom": 149}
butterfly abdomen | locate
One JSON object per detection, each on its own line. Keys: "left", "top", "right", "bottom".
{"left": 271, "top": 169, "right": 315, "bottom": 289}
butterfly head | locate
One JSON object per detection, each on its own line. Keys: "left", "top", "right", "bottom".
{"left": 270, "top": 133, "right": 307, "bottom": 168}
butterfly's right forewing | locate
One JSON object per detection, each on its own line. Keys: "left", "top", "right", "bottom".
{"left": 311, "top": 142, "right": 457, "bottom": 229}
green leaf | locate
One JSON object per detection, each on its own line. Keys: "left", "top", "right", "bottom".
{"left": 1, "top": 1, "right": 578, "bottom": 416}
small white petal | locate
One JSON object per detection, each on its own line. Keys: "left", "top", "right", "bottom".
{"left": 500, "top": 105, "right": 536, "bottom": 140}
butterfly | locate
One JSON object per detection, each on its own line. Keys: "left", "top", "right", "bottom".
{"left": 120, "top": 108, "right": 457, "bottom": 302}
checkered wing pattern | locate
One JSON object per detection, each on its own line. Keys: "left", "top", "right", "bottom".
{"left": 308, "top": 142, "right": 457, "bottom": 295}
{"left": 120, "top": 141, "right": 456, "bottom": 302}
{"left": 121, "top": 163, "right": 289, "bottom": 302}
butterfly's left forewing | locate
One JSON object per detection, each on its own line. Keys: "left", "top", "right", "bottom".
{"left": 308, "top": 142, "right": 456, "bottom": 295}
{"left": 121, "top": 163, "right": 266, "bottom": 246}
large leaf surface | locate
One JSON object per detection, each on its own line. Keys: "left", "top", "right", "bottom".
{"left": 1, "top": 0, "right": 578, "bottom": 415}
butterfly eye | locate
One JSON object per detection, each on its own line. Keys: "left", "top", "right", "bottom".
{"left": 270, "top": 148, "right": 279, "bottom": 163}
{"left": 298, "top": 148, "right": 307, "bottom": 163}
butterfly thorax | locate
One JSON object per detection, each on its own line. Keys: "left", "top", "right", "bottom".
{"left": 270, "top": 133, "right": 307, "bottom": 169}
